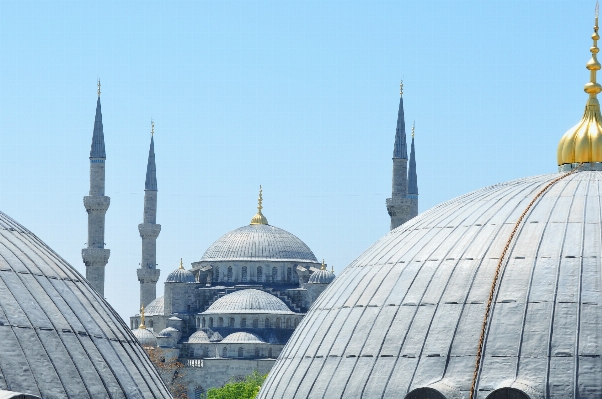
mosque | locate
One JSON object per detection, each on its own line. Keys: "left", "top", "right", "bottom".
{"left": 257, "top": 11, "right": 602, "bottom": 399}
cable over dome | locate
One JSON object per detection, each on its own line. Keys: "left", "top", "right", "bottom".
{"left": 558, "top": 8, "right": 602, "bottom": 166}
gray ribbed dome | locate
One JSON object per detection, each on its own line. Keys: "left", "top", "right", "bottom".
{"left": 222, "top": 332, "right": 265, "bottom": 343}
{"left": 259, "top": 172, "right": 602, "bottom": 399}
{"left": 203, "top": 289, "right": 294, "bottom": 314}
{"left": 308, "top": 269, "right": 336, "bottom": 284}
{"left": 132, "top": 328, "right": 157, "bottom": 347}
{"left": 158, "top": 327, "right": 178, "bottom": 337}
{"left": 188, "top": 331, "right": 211, "bottom": 343}
{"left": 200, "top": 224, "right": 318, "bottom": 262}
{"left": 0, "top": 211, "right": 171, "bottom": 398}
{"left": 144, "top": 295, "right": 164, "bottom": 315}
{"left": 165, "top": 267, "right": 195, "bottom": 283}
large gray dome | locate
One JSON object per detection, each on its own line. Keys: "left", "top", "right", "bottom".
{"left": 0, "top": 211, "right": 171, "bottom": 398}
{"left": 200, "top": 224, "right": 318, "bottom": 263}
{"left": 203, "top": 289, "right": 294, "bottom": 315}
{"left": 259, "top": 172, "right": 602, "bottom": 399}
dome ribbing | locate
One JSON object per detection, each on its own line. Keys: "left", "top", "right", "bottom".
{"left": 203, "top": 289, "right": 294, "bottom": 314}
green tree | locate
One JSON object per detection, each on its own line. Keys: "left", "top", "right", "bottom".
{"left": 204, "top": 371, "right": 267, "bottom": 399}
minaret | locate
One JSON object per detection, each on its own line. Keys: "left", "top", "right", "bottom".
{"left": 386, "top": 81, "right": 414, "bottom": 230}
{"left": 407, "top": 123, "right": 419, "bottom": 218}
{"left": 137, "top": 121, "right": 162, "bottom": 308}
{"left": 82, "top": 80, "right": 111, "bottom": 296}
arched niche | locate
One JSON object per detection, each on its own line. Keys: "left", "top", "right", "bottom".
{"left": 485, "top": 388, "right": 530, "bottom": 399}
{"left": 405, "top": 387, "right": 447, "bottom": 399}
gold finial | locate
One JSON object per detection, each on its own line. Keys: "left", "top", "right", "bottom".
{"left": 97, "top": 79, "right": 101, "bottom": 97}
{"left": 321, "top": 260, "right": 326, "bottom": 270}
{"left": 557, "top": 6, "right": 602, "bottom": 166}
{"left": 412, "top": 122, "right": 415, "bottom": 138}
{"left": 151, "top": 119, "right": 154, "bottom": 137}
{"left": 179, "top": 258, "right": 184, "bottom": 270}
{"left": 399, "top": 80, "right": 403, "bottom": 96}
{"left": 250, "top": 185, "right": 269, "bottom": 225}
{"left": 331, "top": 265, "right": 334, "bottom": 273}
{"left": 139, "top": 305, "right": 146, "bottom": 329}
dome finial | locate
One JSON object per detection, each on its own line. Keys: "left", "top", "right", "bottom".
{"left": 139, "top": 305, "right": 146, "bottom": 329}
{"left": 179, "top": 258, "right": 184, "bottom": 270}
{"left": 321, "top": 259, "right": 326, "bottom": 270}
{"left": 557, "top": 5, "right": 602, "bottom": 166}
{"left": 250, "top": 185, "right": 269, "bottom": 225}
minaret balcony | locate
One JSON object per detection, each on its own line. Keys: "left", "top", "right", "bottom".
{"left": 137, "top": 268, "right": 161, "bottom": 284}
{"left": 83, "top": 196, "right": 110, "bottom": 212}
{"left": 82, "top": 248, "right": 110, "bottom": 265}
{"left": 138, "top": 223, "right": 161, "bottom": 239}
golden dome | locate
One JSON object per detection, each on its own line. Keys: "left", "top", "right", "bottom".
{"left": 558, "top": 9, "right": 602, "bottom": 165}
{"left": 250, "top": 185, "right": 269, "bottom": 225}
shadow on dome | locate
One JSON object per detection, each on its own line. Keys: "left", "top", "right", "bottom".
{"left": 485, "top": 388, "right": 531, "bottom": 399}
{"left": 405, "top": 387, "right": 447, "bottom": 399}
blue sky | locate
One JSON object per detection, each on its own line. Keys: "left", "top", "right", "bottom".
{"left": 0, "top": 0, "right": 595, "bottom": 321}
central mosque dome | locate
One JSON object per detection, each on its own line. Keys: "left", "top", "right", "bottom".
{"left": 258, "top": 12, "right": 602, "bottom": 399}
{"left": 203, "top": 289, "right": 295, "bottom": 315}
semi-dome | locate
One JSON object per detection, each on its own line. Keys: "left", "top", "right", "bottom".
{"left": 166, "top": 258, "right": 195, "bottom": 283}
{"left": 203, "top": 289, "right": 294, "bottom": 315}
{"left": 308, "top": 261, "right": 336, "bottom": 284}
{"left": 222, "top": 332, "right": 265, "bottom": 344}
{"left": 259, "top": 171, "right": 602, "bottom": 398}
{"left": 133, "top": 327, "right": 157, "bottom": 347}
{"left": 0, "top": 211, "right": 171, "bottom": 398}
{"left": 144, "top": 295, "right": 164, "bottom": 315}
{"left": 188, "top": 330, "right": 211, "bottom": 343}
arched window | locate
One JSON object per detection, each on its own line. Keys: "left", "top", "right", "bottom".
{"left": 405, "top": 388, "right": 447, "bottom": 399}
{"left": 229, "top": 317, "right": 235, "bottom": 327}
{"left": 255, "top": 347, "right": 260, "bottom": 358}
{"left": 209, "top": 317, "right": 214, "bottom": 327}
{"left": 241, "top": 318, "right": 247, "bottom": 328}
{"left": 218, "top": 317, "right": 224, "bottom": 327}
{"left": 227, "top": 266, "right": 233, "bottom": 282}
{"left": 485, "top": 388, "right": 530, "bottom": 399}
{"left": 214, "top": 267, "right": 219, "bottom": 281}
{"left": 268, "top": 347, "right": 273, "bottom": 358}
{"left": 242, "top": 266, "right": 248, "bottom": 282}
{"left": 287, "top": 267, "right": 292, "bottom": 282}
{"left": 253, "top": 318, "right": 259, "bottom": 328}
{"left": 286, "top": 318, "right": 291, "bottom": 328}
{"left": 265, "top": 318, "right": 271, "bottom": 328}
{"left": 202, "top": 317, "right": 206, "bottom": 328}
{"left": 272, "top": 267, "right": 278, "bottom": 282}
{"left": 238, "top": 347, "right": 244, "bottom": 357}
{"left": 257, "top": 266, "right": 263, "bottom": 282}
{"left": 276, "top": 318, "right": 281, "bottom": 328}
{"left": 149, "top": 319, "right": 154, "bottom": 328}
{"left": 222, "top": 347, "right": 227, "bottom": 358}
{"left": 294, "top": 318, "right": 299, "bottom": 327}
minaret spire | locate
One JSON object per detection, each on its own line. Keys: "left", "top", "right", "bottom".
{"left": 82, "top": 82, "right": 111, "bottom": 295}
{"left": 137, "top": 121, "right": 162, "bottom": 308}
{"left": 408, "top": 122, "right": 418, "bottom": 196}
{"left": 393, "top": 80, "right": 408, "bottom": 159}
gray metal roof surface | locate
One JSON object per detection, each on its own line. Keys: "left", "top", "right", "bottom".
{"left": 165, "top": 267, "right": 195, "bottom": 283}
{"left": 144, "top": 296, "right": 164, "bottom": 316}
{"left": 221, "top": 332, "right": 265, "bottom": 343}
{"left": 258, "top": 171, "right": 602, "bottom": 399}
{"left": 200, "top": 224, "right": 318, "bottom": 263}
{"left": 0, "top": 211, "right": 172, "bottom": 398}
{"left": 202, "top": 289, "right": 295, "bottom": 315}
{"left": 307, "top": 269, "right": 335, "bottom": 284}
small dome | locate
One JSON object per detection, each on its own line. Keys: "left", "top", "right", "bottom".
{"left": 133, "top": 328, "right": 157, "bottom": 347}
{"left": 144, "top": 296, "right": 164, "bottom": 315}
{"left": 308, "top": 269, "right": 335, "bottom": 284}
{"left": 210, "top": 332, "right": 223, "bottom": 342}
{"left": 203, "top": 289, "right": 294, "bottom": 315}
{"left": 200, "top": 224, "right": 318, "bottom": 263}
{"left": 188, "top": 331, "right": 211, "bottom": 343}
{"left": 159, "top": 327, "right": 178, "bottom": 337}
{"left": 166, "top": 260, "right": 195, "bottom": 283}
{"left": 222, "top": 332, "right": 265, "bottom": 344}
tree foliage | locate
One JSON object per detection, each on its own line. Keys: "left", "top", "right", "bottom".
{"left": 204, "top": 371, "right": 267, "bottom": 399}
{"left": 145, "top": 346, "right": 189, "bottom": 399}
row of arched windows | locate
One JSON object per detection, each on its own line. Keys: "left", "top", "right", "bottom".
{"left": 196, "top": 315, "right": 299, "bottom": 329}
{"left": 212, "top": 265, "right": 295, "bottom": 283}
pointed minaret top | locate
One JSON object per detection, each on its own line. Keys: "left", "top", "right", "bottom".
{"left": 408, "top": 122, "right": 418, "bottom": 195}
{"left": 393, "top": 80, "right": 408, "bottom": 159}
{"left": 250, "top": 186, "right": 269, "bottom": 225}
{"left": 145, "top": 121, "right": 158, "bottom": 191}
{"left": 90, "top": 85, "right": 106, "bottom": 159}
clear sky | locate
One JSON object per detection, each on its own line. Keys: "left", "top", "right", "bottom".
{"left": 0, "top": 1, "right": 595, "bottom": 322}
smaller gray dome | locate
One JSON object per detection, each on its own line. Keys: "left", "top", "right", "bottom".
{"left": 159, "top": 327, "right": 178, "bottom": 337}
{"left": 222, "top": 332, "right": 265, "bottom": 343}
{"left": 145, "top": 296, "right": 164, "bottom": 315}
{"left": 166, "top": 266, "right": 195, "bottom": 283}
{"left": 308, "top": 269, "right": 335, "bottom": 284}
{"left": 133, "top": 328, "right": 157, "bottom": 347}
{"left": 188, "top": 331, "right": 211, "bottom": 343}
{"left": 203, "top": 289, "right": 294, "bottom": 315}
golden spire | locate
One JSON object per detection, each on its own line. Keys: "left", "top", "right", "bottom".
{"left": 151, "top": 119, "right": 154, "bottom": 137}
{"left": 97, "top": 79, "right": 101, "bottom": 97}
{"left": 139, "top": 305, "right": 146, "bottom": 329}
{"left": 399, "top": 80, "right": 403, "bottom": 96}
{"left": 250, "top": 186, "right": 269, "bottom": 225}
{"left": 179, "top": 258, "right": 184, "bottom": 270}
{"left": 558, "top": 4, "right": 602, "bottom": 165}
{"left": 321, "top": 260, "right": 326, "bottom": 270}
